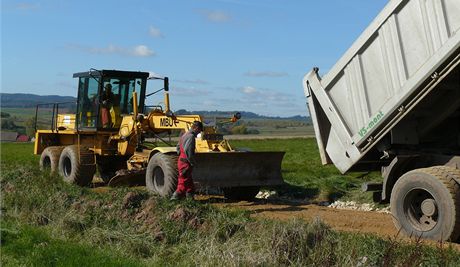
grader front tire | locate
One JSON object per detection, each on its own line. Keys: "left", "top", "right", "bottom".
{"left": 58, "top": 145, "right": 96, "bottom": 186}
{"left": 145, "top": 153, "right": 178, "bottom": 197}
{"left": 390, "top": 166, "right": 460, "bottom": 242}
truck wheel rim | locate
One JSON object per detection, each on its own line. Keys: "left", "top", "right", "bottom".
{"left": 404, "top": 188, "right": 438, "bottom": 232}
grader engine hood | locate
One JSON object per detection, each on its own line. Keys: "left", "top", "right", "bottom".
{"left": 193, "top": 151, "right": 285, "bottom": 189}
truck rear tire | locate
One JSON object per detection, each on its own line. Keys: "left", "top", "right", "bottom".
{"left": 58, "top": 145, "right": 96, "bottom": 186}
{"left": 223, "top": 186, "right": 260, "bottom": 201}
{"left": 390, "top": 166, "right": 460, "bottom": 241}
{"left": 40, "top": 146, "right": 64, "bottom": 172}
{"left": 145, "top": 153, "right": 178, "bottom": 197}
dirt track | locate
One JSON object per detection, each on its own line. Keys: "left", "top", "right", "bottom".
{"left": 90, "top": 187, "right": 460, "bottom": 249}
{"left": 201, "top": 197, "right": 460, "bottom": 249}
{"left": 212, "top": 199, "right": 397, "bottom": 237}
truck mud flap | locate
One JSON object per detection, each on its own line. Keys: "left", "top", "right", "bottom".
{"left": 193, "top": 151, "right": 285, "bottom": 189}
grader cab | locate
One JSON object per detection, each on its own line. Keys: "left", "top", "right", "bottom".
{"left": 34, "top": 69, "right": 284, "bottom": 199}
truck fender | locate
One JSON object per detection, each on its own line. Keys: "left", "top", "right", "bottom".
{"left": 381, "top": 155, "right": 419, "bottom": 202}
{"left": 148, "top": 147, "right": 177, "bottom": 161}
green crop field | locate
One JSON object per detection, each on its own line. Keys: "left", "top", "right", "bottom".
{"left": 1, "top": 108, "right": 37, "bottom": 120}
{"left": 253, "top": 125, "right": 314, "bottom": 136}
{"left": 1, "top": 140, "right": 459, "bottom": 265}
{"left": 2, "top": 107, "right": 68, "bottom": 129}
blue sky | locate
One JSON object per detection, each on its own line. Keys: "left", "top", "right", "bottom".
{"left": 2, "top": 0, "right": 388, "bottom": 117}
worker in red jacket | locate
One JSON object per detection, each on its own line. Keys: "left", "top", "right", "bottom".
{"left": 171, "top": 121, "right": 203, "bottom": 200}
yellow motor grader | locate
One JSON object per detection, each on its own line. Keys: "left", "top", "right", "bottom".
{"left": 34, "top": 69, "right": 284, "bottom": 199}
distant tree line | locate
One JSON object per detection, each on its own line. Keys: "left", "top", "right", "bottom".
{"left": 216, "top": 124, "right": 260, "bottom": 135}
{"left": 174, "top": 109, "right": 310, "bottom": 135}
{"left": 1, "top": 112, "right": 35, "bottom": 137}
{"left": 1, "top": 93, "right": 76, "bottom": 108}
{"left": 174, "top": 109, "right": 311, "bottom": 124}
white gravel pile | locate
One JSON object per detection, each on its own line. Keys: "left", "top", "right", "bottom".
{"left": 255, "top": 190, "right": 278, "bottom": 199}
{"left": 328, "top": 200, "right": 390, "bottom": 214}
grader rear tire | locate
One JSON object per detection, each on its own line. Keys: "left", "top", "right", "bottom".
{"left": 58, "top": 145, "right": 96, "bottom": 186}
{"left": 145, "top": 153, "right": 178, "bottom": 197}
{"left": 40, "top": 146, "right": 64, "bottom": 172}
{"left": 390, "top": 166, "right": 460, "bottom": 242}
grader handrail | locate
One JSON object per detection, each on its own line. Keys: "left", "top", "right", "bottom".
{"left": 34, "top": 101, "right": 76, "bottom": 132}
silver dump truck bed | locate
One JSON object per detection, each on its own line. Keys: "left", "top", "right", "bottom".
{"left": 303, "top": 0, "right": 460, "bottom": 173}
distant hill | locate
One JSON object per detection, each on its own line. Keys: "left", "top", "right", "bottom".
{"left": 0, "top": 93, "right": 310, "bottom": 122}
{"left": 174, "top": 110, "right": 311, "bottom": 123}
{"left": 0, "top": 93, "right": 76, "bottom": 108}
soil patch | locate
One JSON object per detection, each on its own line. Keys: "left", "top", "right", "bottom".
{"left": 196, "top": 195, "right": 460, "bottom": 250}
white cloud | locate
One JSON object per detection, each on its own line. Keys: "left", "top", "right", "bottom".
{"left": 241, "top": 86, "right": 257, "bottom": 94}
{"left": 239, "top": 85, "right": 293, "bottom": 106}
{"left": 149, "top": 26, "right": 164, "bottom": 38}
{"left": 67, "top": 44, "right": 155, "bottom": 57}
{"left": 172, "top": 85, "right": 305, "bottom": 117}
{"left": 131, "top": 45, "right": 154, "bottom": 57}
{"left": 244, "top": 71, "right": 289, "bottom": 77}
{"left": 198, "top": 10, "right": 231, "bottom": 23}
{"left": 175, "top": 79, "right": 209, "bottom": 85}
{"left": 15, "top": 2, "right": 39, "bottom": 10}
{"left": 172, "top": 86, "right": 210, "bottom": 96}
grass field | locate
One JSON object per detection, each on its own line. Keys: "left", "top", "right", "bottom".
{"left": 2, "top": 107, "right": 62, "bottom": 130}
{"left": 1, "top": 141, "right": 460, "bottom": 265}
{"left": 252, "top": 125, "right": 314, "bottom": 136}
{"left": 2, "top": 108, "right": 37, "bottom": 121}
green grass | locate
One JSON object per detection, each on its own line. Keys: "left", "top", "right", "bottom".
{"left": 2, "top": 107, "right": 65, "bottom": 130}
{"left": 1, "top": 223, "right": 141, "bottom": 266}
{"left": 2, "top": 142, "right": 460, "bottom": 266}
{"left": 2, "top": 139, "right": 378, "bottom": 203}
{"left": 1, "top": 108, "right": 37, "bottom": 120}
{"left": 255, "top": 125, "right": 314, "bottom": 136}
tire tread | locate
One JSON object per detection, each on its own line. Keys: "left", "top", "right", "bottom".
{"left": 40, "top": 146, "right": 65, "bottom": 172}
{"left": 145, "top": 153, "right": 178, "bottom": 197}
{"left": 423, "top": 166, "right": 460, "bottom": 241}
{"left": 59, "top": 145, "right": 96, "bottom": 186}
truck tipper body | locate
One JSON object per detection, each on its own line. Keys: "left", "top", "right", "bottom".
{"left": 303, "top": 0, "right": 460, "bottom": 241}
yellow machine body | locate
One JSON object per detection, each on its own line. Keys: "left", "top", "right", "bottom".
{"left": 34, "top": 69, "right": 284, "bottom": 196}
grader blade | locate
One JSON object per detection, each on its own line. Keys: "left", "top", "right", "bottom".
{"left": 107, "top": 169, "right": 145, "bottom": 187}
{"left": 193, "top": 151, "right": 285, "bottom": 189}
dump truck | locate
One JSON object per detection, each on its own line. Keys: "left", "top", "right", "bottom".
{"left": 303, "top": 0, "right": 460, "bottom": 241}
{"left": 34, "top": 69, "right": 284, "bottom": 200}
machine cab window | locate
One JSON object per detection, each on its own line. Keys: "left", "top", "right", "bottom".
{"left": 74, "top": 70, "right": 148, "bottom": 130}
